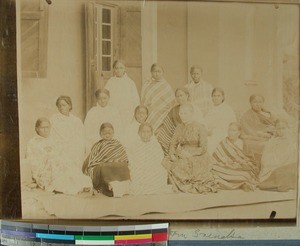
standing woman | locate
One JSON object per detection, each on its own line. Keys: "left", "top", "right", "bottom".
{"left": 185, "top": 65, "right": 214, "bottom": 117}
{"left": 105, "top": 60, "right": 140, "bottom": 129}
{"left": 50, "top": 96, "right": 85, "bottom": 169}
{"left": 204, "top": 88, "right": 236, "bottom": 154}
{"left": 141, "top": 63, "right": 175, "bottom": 132}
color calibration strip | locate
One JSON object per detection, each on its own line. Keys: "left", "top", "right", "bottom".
{"left": 0, "top": 221, "right": 168, "bottom": 245}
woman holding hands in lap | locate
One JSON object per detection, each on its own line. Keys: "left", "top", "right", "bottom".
{"left": 163, "top": 104, "right": 218, "bottom": 194}
{"left": 240, "top": 94, "right": 277, "bottom": 164}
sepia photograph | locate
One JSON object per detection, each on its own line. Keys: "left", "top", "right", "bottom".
{"left": 18, "top": 0, "right": 299, "bottom": 220}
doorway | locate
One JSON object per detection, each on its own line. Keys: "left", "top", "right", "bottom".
{"left": 85, "top": 0, "right": 142, "bottom": 111}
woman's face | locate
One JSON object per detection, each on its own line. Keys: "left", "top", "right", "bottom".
{"left": 139, "top": 125, "right": 152, "bottom": 142}
{"left": 190, "top": 68, "right": 202, "bottom": 84}
{"left": 151, "top": 66, "right": 163, "bottom": 81}
{"left": 228, "top": 124, "right": 240, "bottom": 141}
{"left": 97, "top": 92, "right": 109, "bottom": 107}
{"left": 250, "top": 96, "right": 264, "bottom": 111}
{"left": 100, "top": 127, "right": 114, "bottom": 140}
{"left": 135, "top": 107, "right": 148, "bottom": 123}
{"left": 57, "top": 99, "right": 71, "bottom": 116}
{"left": 179, "top": 106, "right": 194, "bottom": 124}
{"left": 114, "top": 62, "right": 126, "bottom": 77}
{"left": 36, "top": 121, "right": 51, "bottom": 138}
{"left": 176, "top": 90, "right": 189, "bottom": 105}
{"left": 212, "top": 91, "right": 224, "bottom": 106}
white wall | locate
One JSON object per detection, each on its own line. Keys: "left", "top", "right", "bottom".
{"left": 186, "top": 2, "right": 299, "bottom": 116}
{"left": 19, "top": 0, "right": 86, "bottom": 156}
{"left": 157, "top": 1, "right": 188, "bottom": 91}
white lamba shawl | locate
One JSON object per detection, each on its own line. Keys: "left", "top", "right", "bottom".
{"left": 127, "top": 137, "right": 170, "bottom": 195}
{"left": 260, "top": 133, "right": 298, "bottom": 182}
{"left": 50, "top": 112, "right": 85, "bottom": 168}
{"left": 25, "top": 134, "right": 92, "bottom": 195}
{"left": 105, "top": 74, "right": 140, "bottom": 128}
{"left": 84, "top": 104, "right": 121, "bottom": 153}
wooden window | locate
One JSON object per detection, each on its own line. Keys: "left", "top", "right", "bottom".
{"left": 86, "top": 2, "right": 116, "bottom": 110}
{"left": 101, "top": 8, "right": 112, "bottom": 72}
{"left": 21, "top": 0, "right": 48, "bottom": 78}
{"left": 94, "top": 5, "right": 114, "bottom": 78}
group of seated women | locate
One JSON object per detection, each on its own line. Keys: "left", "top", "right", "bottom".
{"left": 23, "top": 60, "right": 298, "bottom": 197}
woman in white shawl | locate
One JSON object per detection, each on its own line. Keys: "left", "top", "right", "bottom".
{"left": 204, "top": 88, "right": 236, "bottom": 154}
{"left": 25, "top": 118, "right": 92, "bottom": 194}
{"left": 105, "top": 60, "right": 140, "bottom": 129}
{"left": 84, "top": 88, "right": 121, "bottom": 153}
{"left": 50, "top": 96, "right": 85, "bottom": 169}
{"left": 127, "top": 123, "right": 171, "bottom": 195}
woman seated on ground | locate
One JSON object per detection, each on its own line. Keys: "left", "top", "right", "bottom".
{"left": 240, "top": 94, "right": 277, "bottom": 165}
{"left": 162, "top": 104, "right": 218, "bottom": 194}
{"left": 259, "top": 119, "right": 298, "bottom": 192}
{"left": 204, "top": 88, "right": 236, "bottom": 155}
{"left": 25, "top": 118, "right": 92, "bottom": 195}
{"left": 156, "top": 87, "right": 203, "bottom": 156}
{"left": 121, "top": 105, "right": 149, "bottom": 148}
{"left": 212, "top": 122, "right": 258, "bottom": 191}
{"left": 82, "top": 123, "right": 130, "bottom": 197}
{"left": 127, "top": 123, "right": 172, "bottom": 195}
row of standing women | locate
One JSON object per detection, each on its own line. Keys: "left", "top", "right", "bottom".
{"left": 24, "top": 60, "right": 298, "bottom": 196}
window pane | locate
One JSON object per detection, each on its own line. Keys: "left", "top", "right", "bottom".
{"left": 102, "top": 41, "right": 111, "bottom": 55}
{"left": 21, "top": 20, "right": 39, "bottom": 72}
{"left": 102, "top": 25, "right": 111, "bottom": 39}
{"left": 102, "top": 9, "right": 111, "bottom": 24}
{"left": 102, "top": 57, "right": 111, "bottom": 71}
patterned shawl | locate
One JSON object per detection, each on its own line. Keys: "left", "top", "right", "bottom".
{"left": 141, "top": 78, "right": 175, "bottom": 131}
{"left": 185, "top": 79, "right": 213, "bottom": 116}
{"left": 156, "top": 105, "right": 182, "bottom": 155}
{"left": 212, "top": 138, "right": 258, "bottom": 189}
{"left": 213, "top": 138, "right": 254, "bottom": 168}
{"left": 83, "top": 139, "right": 128, "bottom": 175}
